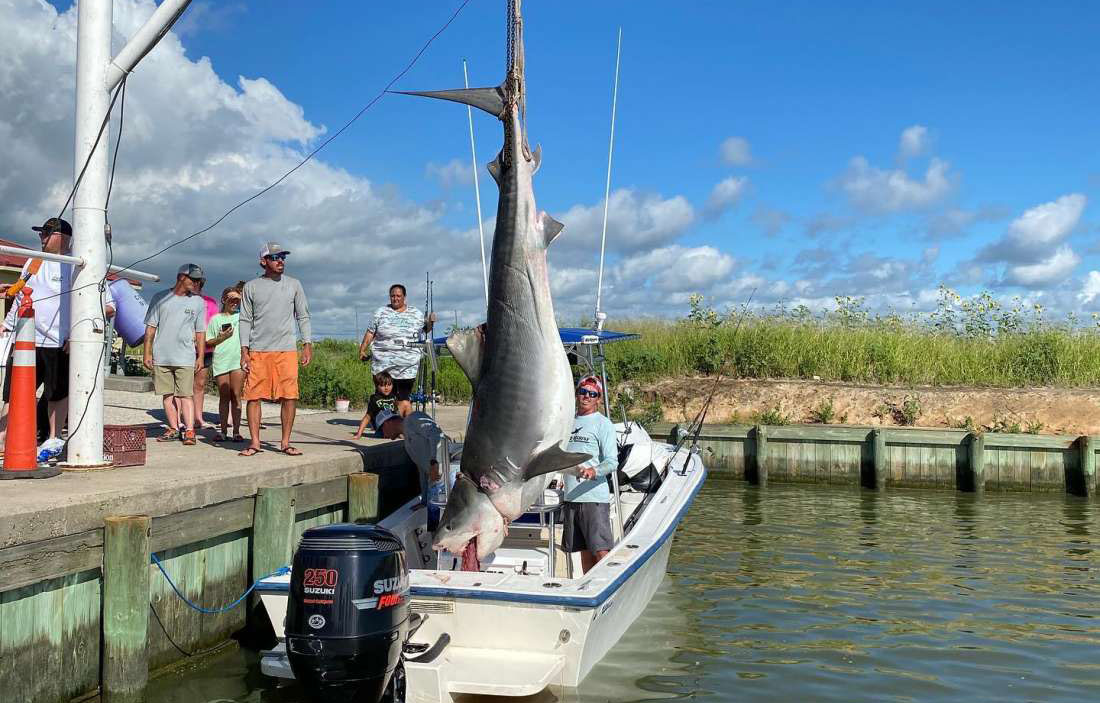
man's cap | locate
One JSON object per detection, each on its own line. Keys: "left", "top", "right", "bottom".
{"left": 178, "top": 263, "right": 205, "bottom": 279}
{"left": 31, "top": 217, "right": 72, "bottom": 237}
{"left": 577, "top": 375, "right": 604, "bottom": 395}
{"left": 260, "top": 242, "right": 290, "bottom": 258}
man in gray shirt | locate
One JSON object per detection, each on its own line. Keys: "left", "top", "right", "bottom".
{"left": 239, "top": 242, "right": 312, "bottom": 456}
{"left": 143, "top": 264, "right": 207, "bottom": 446}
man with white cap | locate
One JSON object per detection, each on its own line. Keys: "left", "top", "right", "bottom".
{"left": 238, "top": 242, "right": 312, "bottom": 456}
{"left": 143, "top": 263, "right": 207, "bottom": 446}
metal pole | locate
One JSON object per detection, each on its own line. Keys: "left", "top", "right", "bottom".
{"left": 0, "top": 246, "right": 159, "bottom": 282}
{"left": 594, "top": 27, "right": 622, "bottom": 323}
{"left": 463, "top": 59, "right": 489, "bottom": 310}
{"left": 68, "top": 0, "right": 114, "bottom": 467}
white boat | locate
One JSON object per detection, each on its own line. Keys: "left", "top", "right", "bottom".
{"left": 257, "top": 415, "right": 706, "bottom": 702}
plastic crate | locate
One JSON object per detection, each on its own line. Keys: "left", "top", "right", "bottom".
{"left": 104, "top": 424, "right": 146, "bottom": 467}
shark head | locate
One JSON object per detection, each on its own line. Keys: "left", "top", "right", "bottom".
{"left": 432, "top": 474, "right": 506, "bottom": 560}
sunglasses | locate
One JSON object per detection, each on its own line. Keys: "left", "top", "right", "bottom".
{"left": 577, "top": 388, "right": 601, "bottom": 398}
{"left": 265, "top": 253, "right": 288, "bottom": 262}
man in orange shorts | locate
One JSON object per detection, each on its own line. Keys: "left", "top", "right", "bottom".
{"left": 238, "top": 242, "right": 312, "bottom": 456}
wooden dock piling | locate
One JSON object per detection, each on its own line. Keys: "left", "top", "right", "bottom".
{"left": 252, "top": 487, "right": 295, "bottom": 583}
{"left": 967, "top": 432, "right": 985, "bottom": 492}
{"left": 872, "top": 429, "right": 887, "bottom": 490}
{"left": 752, "top": 425, "right": 768, "bottom": 486}
{"left": 102, "top": 515, "right": 151, "bottom": 703}
{"left": 348, "top": 472, "right": 381, "bottom": 522}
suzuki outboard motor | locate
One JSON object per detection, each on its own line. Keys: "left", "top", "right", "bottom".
{"left": 286, "top": 523, "right": 410, "bottom": 703}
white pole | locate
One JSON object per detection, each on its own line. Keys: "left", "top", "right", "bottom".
{"left": 594, "top": 27, "right": 622, "bottom": 323}
{"left": 68, "top": 0, "right": 114, "bottom": 466}
{"left": 105, "top": 0, "right": 193, "bottom": 91}
{"left": 0, "top": 246, "right": 160, "bottom": 282}
{"left": 464, "top": 59, "right": 489, "bottom": 309}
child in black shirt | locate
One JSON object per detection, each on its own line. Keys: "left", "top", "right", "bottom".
{"left": 352, "top": 372, "right": 403, "bottom": 439}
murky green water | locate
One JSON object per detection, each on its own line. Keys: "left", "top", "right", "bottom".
{"left": 149, "top": 482, "right": 1100, "bottom": 702}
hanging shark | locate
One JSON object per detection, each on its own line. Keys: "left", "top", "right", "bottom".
{"left": 400, "top": 0, "right": 590, "bottom": 560}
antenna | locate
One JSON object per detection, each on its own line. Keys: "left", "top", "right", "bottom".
{"left": 464, "top": 59, "right": 489, "bottom": 308}
{"left": 594, "top": 27, "right": 622, "bottom": 327}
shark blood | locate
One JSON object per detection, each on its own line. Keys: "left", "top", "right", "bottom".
{"left": 461, "top": 540, "right": 481, "bottom": 572}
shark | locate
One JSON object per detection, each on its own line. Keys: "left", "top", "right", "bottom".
{"left": 400, "top": 0, "right": 590, "bottom": 560}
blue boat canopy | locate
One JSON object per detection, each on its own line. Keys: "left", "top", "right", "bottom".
{"left": 433, "top": 327, "right": 639, "bottom": 348}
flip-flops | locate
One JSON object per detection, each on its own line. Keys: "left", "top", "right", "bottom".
{"left": 281, "top": 446, "right": 303, "bottom": 456}
{"left": 181, "top": 430, "right": 197, "bottom": 446}
{"left": 238, "top": 446, "right": 263, "bottom": 457}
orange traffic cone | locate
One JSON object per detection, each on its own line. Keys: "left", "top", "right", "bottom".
{"left": 0, "top": 287, "right": 60, "bottom": 480}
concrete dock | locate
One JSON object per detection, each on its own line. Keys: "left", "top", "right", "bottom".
{"left": 2, "top": 390, "right": 467, "bottom": 548}
{"left": 0, "top": 389, "right": 469, "bottom": 703}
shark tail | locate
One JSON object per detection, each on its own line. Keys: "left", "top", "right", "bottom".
{"left": 394, "top": 85, "right": 506, "bottom": 119}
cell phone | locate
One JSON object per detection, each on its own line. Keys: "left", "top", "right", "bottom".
{"left": 221, "top": 323, "right": 231, "bottom": 332}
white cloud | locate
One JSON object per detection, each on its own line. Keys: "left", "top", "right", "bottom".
{"left": 1004, "top": 245, "right": 1080, "bottom": 287}
{"left": 898, "top": 125, "right": 929, "bottom": 160}
{"left": 1007, "top": 193, "right": 1086, "bottom": 247}
{"left": 719, "top": 136, "right": 752, "bottom": 166}
{"left": 426, "top": 158, "right": 473, "bottom": 188}
{"left": 704, "top": 176, "right": 747, "bottom": 217}
{"left": 838, "top": 155, "right": 954, "bottom": 213}
{"left": 554, "top": 189, "right": 695, "bottom": 255}
{"left": 1079, "top": 271, "right": 1100, "bottom": 305}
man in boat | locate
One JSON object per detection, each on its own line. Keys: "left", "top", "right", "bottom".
{"left": 238, "top": 242, "right": 313, "bottom": 456}
{"left": 561, "top": 375, "right": 619, "bottom": 574}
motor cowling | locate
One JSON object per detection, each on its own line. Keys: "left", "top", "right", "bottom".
{"left": 286, "top": 523, "right": 409, "bottom": 703}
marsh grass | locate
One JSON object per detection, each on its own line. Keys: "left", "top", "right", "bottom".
{"left": 602, "top": 290, "right": 1100, "bottom": 388}
{"left": 299, "top": 288, "right": 1100, "bottom": 409}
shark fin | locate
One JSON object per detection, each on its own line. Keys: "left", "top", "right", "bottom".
{"left": 540, "top": 212, "right": 565, "bottom": 247}
{"left": 394, "top": 85, "right": 506, "bottom": 119}
{"left": 531, "top": 144, "right": 542, "bottom": 174}
{"left": 524, "top": 445, "right": 592, "bottom": 480}
{"left": 487, "top": 151, "right": 503, "bottom": 185}
{"left": 445, "top": 326, "right": 485, "bottom": 390}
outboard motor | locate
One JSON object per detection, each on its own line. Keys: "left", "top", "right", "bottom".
{"left": 286, "top": 523, "right": 410, "bottom": 703}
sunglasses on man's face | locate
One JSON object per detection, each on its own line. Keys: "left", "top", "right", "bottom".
{"left": 577, "top": 388, "right": 600, "bottom": 398}
{"left": 265, "top": 253, "right": 288, "bottom": 262}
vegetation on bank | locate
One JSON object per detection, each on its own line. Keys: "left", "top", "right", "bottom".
{"left": 298, "top": 287, "right": 1100, "bottom": 412}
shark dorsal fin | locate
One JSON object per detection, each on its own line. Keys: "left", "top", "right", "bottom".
{"left": 540, "top": 212, "right": 564, "bottom": 247}
{"left": 394, "top": 85, "right": 506, "bottom": 119}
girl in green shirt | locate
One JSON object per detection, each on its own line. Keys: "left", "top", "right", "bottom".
{"left": 205, "top": 287, "right": 244, "bottom": 442}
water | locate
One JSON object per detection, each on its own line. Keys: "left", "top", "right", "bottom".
{"left": 149, "top": 482, "right": 1100, "bottom": 702}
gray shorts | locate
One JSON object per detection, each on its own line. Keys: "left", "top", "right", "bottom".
{"left": 561, "top": 501, "right": 613, "bottom": 554}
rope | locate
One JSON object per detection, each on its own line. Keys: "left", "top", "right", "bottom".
{"left": 151, "top": 553, "right": 290, "bottom": 615}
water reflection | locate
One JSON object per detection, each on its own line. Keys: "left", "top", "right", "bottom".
{"left": 151, "top": 481, "right": 1100, "bottom": 702}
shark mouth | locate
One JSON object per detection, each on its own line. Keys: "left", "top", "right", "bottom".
{"left": 461, "top": 540, "right": 481, "bottom": 572}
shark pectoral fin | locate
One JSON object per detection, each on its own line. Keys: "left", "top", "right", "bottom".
{"left": 394, "top": 85, "right": 506, "bottom": 119}
{"left": 540, "top": 212, "right": 565, "bottom": 247}
{"left": 487, "top": 151, "right": 503, "bottom": 184}
{"left": 525, "top": 446, "right": 592, "bottom": 480}
{"left": 446, "top": 326, "right": 485, "bottom": 390}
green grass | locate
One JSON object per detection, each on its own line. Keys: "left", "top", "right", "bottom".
{"left": 300, "top": 288, "right": 1100, "bottom": 409}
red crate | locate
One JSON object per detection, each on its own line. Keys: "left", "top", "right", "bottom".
{"left": 104, "top": 424, "right": 146, "bottom": 467}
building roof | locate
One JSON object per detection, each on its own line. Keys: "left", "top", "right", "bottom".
{"left": 0, "top": 237, "right": 142, "bottom": 287}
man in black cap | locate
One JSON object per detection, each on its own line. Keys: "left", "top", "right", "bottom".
{"left": 1, "top": 217, "right": 114, "bottom": 444}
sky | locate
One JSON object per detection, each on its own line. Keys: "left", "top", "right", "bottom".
{"left": 1, "top": 0, "right": 1099, "bottom": 337}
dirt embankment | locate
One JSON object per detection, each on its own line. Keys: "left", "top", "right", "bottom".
{"left": 633, "top": 377, "right": 1100, "bottom": 435}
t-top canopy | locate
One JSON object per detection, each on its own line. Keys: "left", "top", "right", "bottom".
{"left": 432, "top": 327, "right": 639, "bottom": 348}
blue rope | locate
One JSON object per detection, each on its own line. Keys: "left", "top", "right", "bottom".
{"left": 151, "top": 553, "right": 290, "bottom": 615}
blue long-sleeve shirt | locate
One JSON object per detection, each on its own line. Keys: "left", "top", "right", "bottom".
{"left": 562, "top": 411, "right": 618, "bottom": 503}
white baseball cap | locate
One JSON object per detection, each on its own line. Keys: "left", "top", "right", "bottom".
{"left": 260, "top": 242, "right": 291, "bottom": 258}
